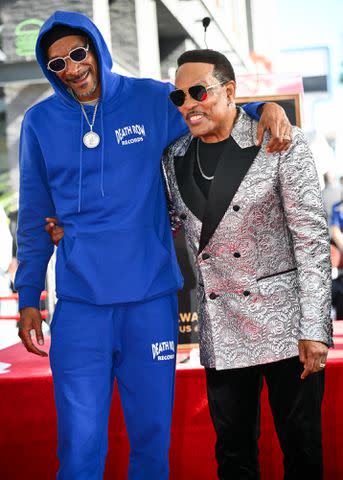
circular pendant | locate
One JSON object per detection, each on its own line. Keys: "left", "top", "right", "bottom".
{"left": 83, "top": 131, "right": 100, "bottom": 149}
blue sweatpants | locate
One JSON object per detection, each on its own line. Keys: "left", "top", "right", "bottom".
{"left": 49, "top": 293, "right": 178, "bottom": 480}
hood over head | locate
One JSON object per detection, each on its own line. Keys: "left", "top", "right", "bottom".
{"left": 34, "top": 11, "right": 124, "bottom": 211}
{"left": 35, "top": 10, "right": 119, "bottom": 106}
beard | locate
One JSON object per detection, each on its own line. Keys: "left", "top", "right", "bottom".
{"left": 77, "top": 76, "right": 99, "bottom": 98}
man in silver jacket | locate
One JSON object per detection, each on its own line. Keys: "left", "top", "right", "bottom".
{"left": 163, "top": 49, "right": 332, "bottom": 480}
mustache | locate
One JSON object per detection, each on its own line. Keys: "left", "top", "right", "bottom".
{"left": 65, "top": 68, "right": 90, "bottom": 82}
{"left": 186, "top": 110, "right": 206, "bottom": 120}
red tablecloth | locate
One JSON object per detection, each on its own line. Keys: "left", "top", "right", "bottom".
{"left": 1, "top": 323, "right": 343, "bottom": 479}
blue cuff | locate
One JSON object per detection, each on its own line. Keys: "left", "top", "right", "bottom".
{"left": 242, "top": 101, "right": 265, "bottom": 121}
{"left": 18, "top": 286, "right": 42, "bottom": 310}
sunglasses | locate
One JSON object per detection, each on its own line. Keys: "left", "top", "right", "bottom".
{"left": 47, "top": 44, "right": 89, "bottom": 73}
{"left": 169, "top": 81, "right": 227, "bottom": 107}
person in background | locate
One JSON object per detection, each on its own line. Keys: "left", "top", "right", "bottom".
{"left": 331, "top": 200, "right": 343, "bottom": 253}
{"left": 330, "top": 198, "right": 343, "bottom": 318}
{"left": 0, "top": 204, "right": 13, "bottom": 300}
{"left": 7, "top": 209, "right": 18, "bottom": 291}
{"left": 322, "top": 171, "right": 341, "bottom": 220}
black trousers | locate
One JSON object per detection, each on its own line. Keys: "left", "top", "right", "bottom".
{"left": 205, "top": 356, "right": 325, "bottom": 480}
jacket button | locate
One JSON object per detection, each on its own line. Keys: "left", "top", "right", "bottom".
{"left": 209, "top": 292, "right": 218, "bottom": 300}
{"left": 180, "top": 213, "right": 187, "bottom": 220}
{"left": 234, "top": 252, "right": 241, "bottom": 258}
{"left": 202, "top": 253, "right": 210, "bottom": 260}
{"left": 243, "top": 290, "right": 250, "bottom": 297}
{"left": 233, "top": 205, "right": 240, "bottom": 211}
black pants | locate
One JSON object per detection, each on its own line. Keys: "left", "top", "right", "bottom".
{"left": 205, "top": 356, "right": 325, "bottom": 480}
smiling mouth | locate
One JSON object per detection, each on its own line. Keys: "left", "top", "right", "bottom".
{"left": 68, "top": 69, "right": 90, "bottom": 85}
{"left": 187, "top": 113, "right": 206, "bottom": 125}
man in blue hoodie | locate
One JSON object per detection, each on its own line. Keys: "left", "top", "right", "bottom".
{"left": 16, "top": 11, "right": 292, "bottom": 480}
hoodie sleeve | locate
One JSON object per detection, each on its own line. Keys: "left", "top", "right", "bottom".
{"left": 242, "top": 102, "right": 264, "bottom": 121}
{"left": 165, "top": 83, "right": 189, "bottom": 147}
{"left": 15, "top": 116, "right": 56, "bottom": 310}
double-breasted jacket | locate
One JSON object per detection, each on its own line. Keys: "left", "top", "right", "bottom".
{"left": 163, "top": 108, "right": 332, "bottom": 370}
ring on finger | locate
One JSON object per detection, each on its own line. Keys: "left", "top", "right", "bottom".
{"left": 320, "top": 362, "right": 326, "bottom": 368}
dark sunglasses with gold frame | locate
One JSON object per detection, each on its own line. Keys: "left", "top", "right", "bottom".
{"left": 169, "top": 81, "right": 227, "bottom": 107}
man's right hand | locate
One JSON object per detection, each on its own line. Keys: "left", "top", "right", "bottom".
{"left": 45, "top": 217, "right": 64, "bottom": 246}
{"left": 18, "top": 307, "right": 48, "bottom": 357}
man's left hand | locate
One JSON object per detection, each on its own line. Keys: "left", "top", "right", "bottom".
{"left": 298, "top": 339, "right": 328, "bottom": 380}
{"left": 45, "top": 217, "right": 64, "bottom": 246}
{"left": 256, "top": 102, "right": 292, "bottom": 153}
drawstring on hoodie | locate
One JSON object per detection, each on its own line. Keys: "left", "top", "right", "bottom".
{"left": 77, "top": 104, "right": 105, "bottom": 212}
{"left": 100, "top": 106, "right": 105, "bottom": 198}
{"left": 78, "top": 111, "right": 84, "bottom": 213}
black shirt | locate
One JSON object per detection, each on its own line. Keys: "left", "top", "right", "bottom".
{"left": 193, "top": 136, "right": 232, "bottom": 198}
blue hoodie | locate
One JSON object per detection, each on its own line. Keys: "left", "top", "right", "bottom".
{"left": 15, "top": 11, "right": 261, "bottom": 309}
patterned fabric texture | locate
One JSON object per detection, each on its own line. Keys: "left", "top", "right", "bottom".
{"left": 163, "top": 108, "right": 333, "bottom": 370}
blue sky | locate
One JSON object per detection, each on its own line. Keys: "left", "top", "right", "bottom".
{"left": 276, "top": 0, "right": 343, "bottom": 82}
{"left": 276, "top": 0, "right": 343, "bottom": 48}
{"left": 275, "top": 0, "right": 343, "bottom": 171}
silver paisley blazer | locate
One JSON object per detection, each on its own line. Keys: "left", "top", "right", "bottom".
{"left": 163, "top": 108, "right": 332, "bottom": 370}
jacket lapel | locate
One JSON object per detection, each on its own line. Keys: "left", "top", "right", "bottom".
{"left": 168, "top": 109, "right": 261, "bottom": 253}
{"left": 174, "top": 139, "right": 206, "bottom": 221}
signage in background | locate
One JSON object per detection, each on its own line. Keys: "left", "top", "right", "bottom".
{"left": 1, "top": 0, "right": 92, "bottom": 64}
{"left": 15, "top": 19, "right": 43, "bottom": 58}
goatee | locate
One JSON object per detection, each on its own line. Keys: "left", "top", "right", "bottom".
{"left": 78, "top": 78, "right": 99, "bottom": 98}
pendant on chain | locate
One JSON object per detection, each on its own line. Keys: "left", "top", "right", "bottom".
{"left": 83, "top": 131, "right": 100, "bottom": 148}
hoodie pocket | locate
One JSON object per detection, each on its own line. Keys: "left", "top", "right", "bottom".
{"left": 57, "top": 226, "right": 179, "bottom": 304}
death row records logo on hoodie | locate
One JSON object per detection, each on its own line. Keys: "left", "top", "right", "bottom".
{"left": 115, "top": 123, "right": 146, "bottom": 146}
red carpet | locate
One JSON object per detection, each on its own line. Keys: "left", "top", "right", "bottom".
{"left": 0, "top": 322, "right": 343, "bottom": 479}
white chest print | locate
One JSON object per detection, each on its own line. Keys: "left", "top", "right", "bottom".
{"left": 115, "top": 123, "right": 146, "bottom": 146}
